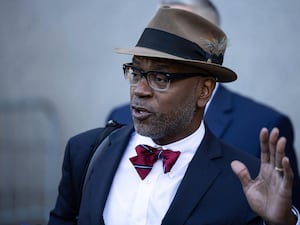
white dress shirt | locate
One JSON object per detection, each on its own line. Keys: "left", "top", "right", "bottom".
{"left": 103, "top": 122, "right": 205, "bottom": 225}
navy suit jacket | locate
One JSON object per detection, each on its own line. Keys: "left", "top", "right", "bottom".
{"left": 49, "top": 124, "right": 263, "bottom": 225}
{"left": 106, "top": 84, "right": 300, "bottom": 208}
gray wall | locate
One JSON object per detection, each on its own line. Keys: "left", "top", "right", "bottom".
{"left": 0, "top": 0, "right": 299, "bottom": 223}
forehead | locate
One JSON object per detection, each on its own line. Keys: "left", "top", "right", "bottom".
{"left": 132, "top": 56, "right": 196, "bottom": 72}
{"left": 133, "top": 56, "right": 176, "bottom": 65}
{"left": 132, "top": 56, "right": 212, "bottom": 76}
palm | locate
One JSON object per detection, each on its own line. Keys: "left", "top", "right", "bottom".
{"left": 231, "top": 128, "right": 295, "bottom": 225}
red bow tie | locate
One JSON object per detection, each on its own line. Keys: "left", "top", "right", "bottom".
{"left": 129, "top": 144, "right": 181, "bottom": 180}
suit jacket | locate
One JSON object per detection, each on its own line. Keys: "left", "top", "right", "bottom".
{"left": 106, "top": 84, "right": 300, "bottom": 208}
{"left": 49, "top": 124, "right": 264, "bottom": 225}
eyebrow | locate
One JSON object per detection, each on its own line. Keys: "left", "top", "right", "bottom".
{"left": 132, "top": 57, "right": 175, "bottom": 71}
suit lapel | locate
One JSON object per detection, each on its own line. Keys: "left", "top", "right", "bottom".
{"left": 162, "top": 127, "right": 223, "bottom": 225}
{"left": 80, "top": 125, "right": 134, "bottom": 224}
{"left": 205, "top": 84, "right": 233, "bottom": 138}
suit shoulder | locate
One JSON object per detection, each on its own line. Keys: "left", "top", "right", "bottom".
{"left": 203, "top": 128, "right": 260, "bottom": 182}
{"left": 62, "top": 127, "right": 107, "bottom": 178}
{"left": 224, "top": 86, "right": 290, "bottom": 120}
{"left": 69, "top": 127, "right": 105, "bottom": 144}
{"left": 220, "top": 140, "right": 260, "bottom": 176}
{"left": 106, "top": 103, "right": 132, "bottom": 124}
{"left": 205, "top": 126, "right": 260, "bottom": 166}
{"left": 107, "top": 103, "right": 130, "bottom": 116}
{"left": 222, "top": 141, "right": 259, "bottom": 163}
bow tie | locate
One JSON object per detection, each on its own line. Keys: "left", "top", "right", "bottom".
{"left": 129, "top": 144, "right": 181, "bottom": 180}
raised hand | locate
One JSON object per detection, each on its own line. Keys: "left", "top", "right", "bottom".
{"left": 231, "top": 127, "right": 296, "bottom": 225}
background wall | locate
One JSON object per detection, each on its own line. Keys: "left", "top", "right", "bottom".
{"left": 0, "top": 0, "right": 299, "bottom": 224}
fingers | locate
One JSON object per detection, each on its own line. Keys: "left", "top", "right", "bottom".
{"left": 260, "top": 127, "right": 285, "bottom": 165}
{"left": 231, "top": 160, "right": 252, "bottom": 190}
{"left": 260, "top": 127, "right": 294, "bottom": 195}
{"left": 259, "top": 128, "right": 270, "bottom": 164}
{"left": 260, "top": 127, "right": 290, "bottom": 179}
{"left": 282, "top": 157, "right": 294, "bottom": 190}
{"left": 269, "top": 128, "right": 286, "bottom": 177}
{"left": 275, "top": 136, "right": 286, "bottom": 176}
{"left": 269, "top": 127, "right": 279, "bottom": 166}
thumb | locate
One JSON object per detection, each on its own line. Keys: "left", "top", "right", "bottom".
{"left": 231, "top": 160, "right": 252, "bottom": 188}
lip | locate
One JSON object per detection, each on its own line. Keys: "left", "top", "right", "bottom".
{"left": 131, "top": 105, "right": 152, "bottom": 120}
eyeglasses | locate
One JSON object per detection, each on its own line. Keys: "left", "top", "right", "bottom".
{"left": 123, "top": 63, "right": 211, "bottom": 92}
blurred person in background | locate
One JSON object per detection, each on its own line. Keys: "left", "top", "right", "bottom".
{"left": 106, "top": 0, "right": 300, "bottom": 208}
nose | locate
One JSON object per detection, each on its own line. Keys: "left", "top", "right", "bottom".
{"left": 132, "top": 76, "right": 153, "bottom": 97}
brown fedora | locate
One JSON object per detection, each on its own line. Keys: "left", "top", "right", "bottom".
{"left": 115, "top": 6, "right": 237, "bottom": 82}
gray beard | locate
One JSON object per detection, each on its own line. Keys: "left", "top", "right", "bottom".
{"left": 134, "top": 96, "right": 196, "bottom": 141}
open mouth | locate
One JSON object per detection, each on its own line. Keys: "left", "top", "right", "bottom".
{"left": 132, "top": 106, "right": 152, "bottom": 120}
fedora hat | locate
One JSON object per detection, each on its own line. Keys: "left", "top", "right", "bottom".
{"left": 115, "top": 6, "right": 237, "bottom": 82}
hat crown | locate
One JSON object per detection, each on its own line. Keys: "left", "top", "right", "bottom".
{"left": 146, "top": 6, "right": 227, "bottom": 64}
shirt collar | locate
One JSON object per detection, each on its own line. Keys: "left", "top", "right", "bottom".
{"left": 135, "top": 120, "right": 205, "bottom": 155}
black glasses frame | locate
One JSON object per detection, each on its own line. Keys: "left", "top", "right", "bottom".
{"left": 123, "top": 63, "right": 209, "bottom": 81}
{"left": 123, "top": 63, "right": 215, "bottom": 91}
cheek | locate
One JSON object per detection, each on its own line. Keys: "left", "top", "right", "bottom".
{"left": 129, "top": 87, "right": 136, "bottom": 100}
{"left": 129, "top": 88, "right": 133, "bottom": 97}
{"left": 158, "top": 90, "right": 195, "bottom": 113}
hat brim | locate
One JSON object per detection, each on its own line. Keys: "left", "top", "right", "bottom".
{"left": 114, "top": 46, "right": 237, "bottom": 82}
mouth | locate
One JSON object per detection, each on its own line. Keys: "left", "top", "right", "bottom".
{"left": 131, "top": 105, "right": 152, "bottom": 120}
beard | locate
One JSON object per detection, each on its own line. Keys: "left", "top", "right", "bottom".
{"left": 134, "top": 94, "right": 197, "bottom": 142}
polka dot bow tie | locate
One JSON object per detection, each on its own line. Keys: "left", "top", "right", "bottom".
{"left": 129, "top": 144, "right": 181, "bottom": 180}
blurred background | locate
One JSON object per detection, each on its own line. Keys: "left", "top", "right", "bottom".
{"left": 0, "top": 0, "right": 299, "bottom": 224}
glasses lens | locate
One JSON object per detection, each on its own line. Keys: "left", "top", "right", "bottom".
{"left": 123, "top": 64, "right": 170, "bottom": 91}
{"left": 124, "top": 65, "right": 140, "bottom": 85}
{"left": 148, "top": 72, "right": 169, "bottom": 91}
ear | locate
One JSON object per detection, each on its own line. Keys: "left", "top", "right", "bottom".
{"left": 197, "top": 78, "right": 216, "bottom": 108}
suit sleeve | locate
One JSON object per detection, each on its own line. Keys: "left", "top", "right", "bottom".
{"left": 48, "top": 128, "right": 103, "bottom": 224}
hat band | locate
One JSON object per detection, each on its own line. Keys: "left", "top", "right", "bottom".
{"left": 136, "top": 28, "right": 223, "bottom": 65}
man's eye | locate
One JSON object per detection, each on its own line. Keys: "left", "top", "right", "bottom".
{"left": 153, "top": 73, "right": 168, "bottom": 84}
{"left": 131, "top": 72, "right": 139, "bottom": 78}
{"left": 128, "top": 68, "right": 138, "bottom": 76}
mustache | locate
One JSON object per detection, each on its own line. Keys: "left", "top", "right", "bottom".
{"left": 131, "top": 98, "right": 153, "bottom": 111}
{"left": 131, "top": 97, "right": 146, "bottom": 107}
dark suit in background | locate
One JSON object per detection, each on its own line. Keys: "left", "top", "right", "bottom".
{"left": 106, "top": 84, "right": 300, "bottom": 208}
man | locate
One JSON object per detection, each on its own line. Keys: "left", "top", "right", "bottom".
{"left": 106, "top": 0, "right": 300, "bottom": 208}
{"left": 49, "top": 6, "right": 299, "bottom": 225}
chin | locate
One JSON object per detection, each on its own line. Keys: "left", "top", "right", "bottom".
{"left": 134, "top": 123, "right": 152, "bottom": 137}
